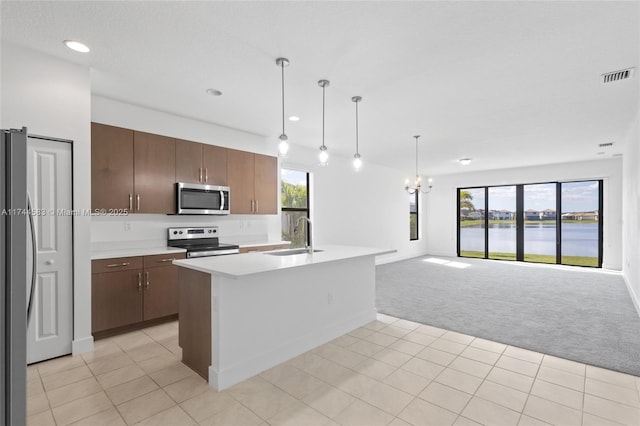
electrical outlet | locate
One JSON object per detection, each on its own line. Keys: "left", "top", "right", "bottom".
{"left": 124, "top": 222, "right": 132, "bottom": 231}
{"left": 327, "top": 293, "right": 333, "bottom": 305}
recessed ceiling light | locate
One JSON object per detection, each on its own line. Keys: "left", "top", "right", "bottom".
{"left": 459, "top": 158, "right": 472, "bottom": 166}
{"left": 63, "top": 40, "right": 90, "bottom": 53}
{"left": 596, "top": 152, "right": 605, "bottom": 155}
{"left": 288, "top": 116, "right": 300, "bottom": 122}
{"left": 206, "top": 88, "right": 222, "bottom": 96}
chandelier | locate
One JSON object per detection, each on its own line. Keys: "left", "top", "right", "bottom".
{"left": 405, "top": 135, "right": 432, "bottom": 194}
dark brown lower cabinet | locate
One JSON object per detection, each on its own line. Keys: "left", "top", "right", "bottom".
{"left": 92, "top": 269, "right": 143, "bottom": 333}
{"left": 91, "top": 253, "right": 186, "bottom": 337}
{"left": 143, "top": 263, "right": 180, "bottom": 320}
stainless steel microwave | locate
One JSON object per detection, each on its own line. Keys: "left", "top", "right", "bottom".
{"left": 176, "top": 182, "right": 230, "bottom": 215}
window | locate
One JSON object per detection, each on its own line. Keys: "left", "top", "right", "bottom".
{"left": 458, "top": 180, "right": 602, "bottom": 267}
{"left": 281, "top": 168, "right": 310, "bottom": 249}
{"left": 410, "top": 192, "right": 418, "bottom": 240}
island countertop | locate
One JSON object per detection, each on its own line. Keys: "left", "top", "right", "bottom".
{"left": 173, "top": 244, "right": 395, "bottom": 278}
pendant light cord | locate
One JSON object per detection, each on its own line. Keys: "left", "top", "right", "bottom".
{"left": 355, "top": 101, "right": 359, "bottom": 155}
{"left": 281, "top": 61, "right": 286, "bottom": 136}
{"left": 415, "top": 136, "right": 419, "bottom": 181}
{"left": 322, "top": 85, "right": 326, "bottom": 148}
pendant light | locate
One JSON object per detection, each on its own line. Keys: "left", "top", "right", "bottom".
{"left": 318, "top": 79, "right": 330, "bottom": 166}
{"left": 276, "top": 57, "right": 290, "bottom": 156}
{"left": 352, "top": 96, "right": 363, "bottom": 171}
{"left": 405, "top": 135, "right": 433, "bottom": 194}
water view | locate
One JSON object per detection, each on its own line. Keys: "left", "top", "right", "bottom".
{"left": 460, "top": 222, "right": 599, "bottom": 256}
{"left": 459, "top": 181, "right": 601, "bottom": 267}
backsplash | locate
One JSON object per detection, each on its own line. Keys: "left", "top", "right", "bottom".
{"left": 91, "top": 214, "right": 281, "bottom": 251}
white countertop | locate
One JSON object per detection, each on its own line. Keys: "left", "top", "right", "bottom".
{"left": 91, "top": 246, "right": 186, "bottom": 260}
{"left": 90, "top": 240, "right": 290, "bottom": 260}
{"left": 173, "top": 245, "right": 396, "bottom": 278}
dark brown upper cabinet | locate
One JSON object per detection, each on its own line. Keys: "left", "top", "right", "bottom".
{"left": 227, "top": 149, "right": 277, "bottom": 215}
{"left": 91, "top": 123, "right": 176, "bottom": 214}
{"left": 175, "top": 139, "right": 227, "bottom": 186}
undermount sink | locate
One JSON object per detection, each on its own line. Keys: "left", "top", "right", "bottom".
{"left": 264, "top": 248, "right": 324, "bottom": 256}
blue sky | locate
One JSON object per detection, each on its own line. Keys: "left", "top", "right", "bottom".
{"left": 464, "top": 181, "right": 599, "bottom": 212}
{"left": 281, "top": 168, "right": 307, "bottom": 186}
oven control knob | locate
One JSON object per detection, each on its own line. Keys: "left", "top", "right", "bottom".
{"left": 179, "top": 231, "right": 183, "bottom": 235}
{"left": 173, "top": 231, "right": 177, "bottom": 235}
{"left": 208, "top": 229, "right": 212, "bottom": 233}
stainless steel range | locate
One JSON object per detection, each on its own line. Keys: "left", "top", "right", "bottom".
{"left": 168, "top": 226, "right": 239, "bottom": 258}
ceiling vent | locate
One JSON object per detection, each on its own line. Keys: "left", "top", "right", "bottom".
{"left": 602, "top": 68, "right": 634, "bottom": 84}
{"left": 598, "top": 142, "right": 614, "bottom": 148}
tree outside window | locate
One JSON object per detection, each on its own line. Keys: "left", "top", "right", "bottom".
{"left": 281, "top": 169, "right": 309, "bottom": 248}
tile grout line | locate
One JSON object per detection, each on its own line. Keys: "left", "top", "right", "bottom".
{"left": 29, "top": 317, "right": 640, "bottom": 426}
{"left": 449, "top": 338, "right": 509, "bottom": 426}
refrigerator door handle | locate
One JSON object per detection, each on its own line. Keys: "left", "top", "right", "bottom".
{"left": 27, "top": 193, "right": 37, "bottom": 325}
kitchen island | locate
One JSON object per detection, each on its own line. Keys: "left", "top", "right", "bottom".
{"left": 173, "top": 245, "right": 395, "bottom": 390}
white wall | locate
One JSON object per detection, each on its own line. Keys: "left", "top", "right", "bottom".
{"left": 622, "top": 115, "right": 640, "bottom": 312}
{"left": 1, "top": 43, "right": 93, "bottom": 354}
{"left": 91, "top": 96, "right": 281, "bottom": 247}
{"left": 424, "top": 159, "right": 623, "bottom": 270}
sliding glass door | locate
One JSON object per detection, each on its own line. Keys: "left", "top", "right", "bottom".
{"left": 561, "top": 181, "right": 601, "bottom": 267}
{"left": 458, "top": 188, "right": 485, "bottom": 258}
{"left": 488, "top": 186, "right": 516, "bottom": 260}
{"left": 457, "top": 180, "right": 602, "bottom": 268}
{"left": 523, "top": 183, "right": 557, "bottom": 264}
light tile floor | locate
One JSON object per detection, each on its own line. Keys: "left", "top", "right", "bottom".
{"left": 26, "top": 314, "right": 640, "bottom": 425}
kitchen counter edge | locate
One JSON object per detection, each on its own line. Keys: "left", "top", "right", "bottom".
{"left": 91, "top": 247, "right": 187, "bottom": 260}
{"left": 173, "top": 245, "right": 396, "bottom": 278}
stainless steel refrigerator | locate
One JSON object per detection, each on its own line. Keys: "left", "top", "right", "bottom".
{"left": 1, "top": 127, "right": 28, "bottom": 425}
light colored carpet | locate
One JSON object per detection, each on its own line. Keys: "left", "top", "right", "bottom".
{"left": 376, "top": 255, "right": 640, "bottom": 376}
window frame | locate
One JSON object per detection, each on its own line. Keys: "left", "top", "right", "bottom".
{"left": 457, "top": 180, "right": 603, "bottom": 268}
{"left": 281, "top": 168, "right": 311, "bottom": 248}
{"left": 409, "top": 191, "right": 419, "bottom": 241}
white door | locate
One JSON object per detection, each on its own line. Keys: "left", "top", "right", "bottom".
{"left": 26, "top": 137, "right": 73, "bottom": 364}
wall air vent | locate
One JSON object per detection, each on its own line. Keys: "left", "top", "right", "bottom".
{"left": 598, "top": 142, "right": 614, "bottom": 148}
{"left": 602, "top": 68, "right": 634, "bottom": 83}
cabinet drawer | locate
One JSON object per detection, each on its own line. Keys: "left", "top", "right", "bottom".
{"left": 92, "top": 256, "right": 143, "bottom": 274}
{"left": 143, "top": 252, "right": 186, "bottom": 268}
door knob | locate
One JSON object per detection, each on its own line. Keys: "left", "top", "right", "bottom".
{"left": 45, "top": 259, "right": 55, "bottom": 265}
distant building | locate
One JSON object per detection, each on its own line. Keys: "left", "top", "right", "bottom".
{"left": 524, "top": 209, "right": 556, "bottom": 220}
{"left": 460, "top": 207, "right": 485, "bottom": 220}
{"left": 489, "top": 210, "right": 514, "bottom": 220}
{"left": 561, "top": 211, "right": 599, "bottom": 221}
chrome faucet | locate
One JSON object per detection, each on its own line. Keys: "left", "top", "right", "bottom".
{"left": 296, "top": 216, "right": 313, "bottom": 254}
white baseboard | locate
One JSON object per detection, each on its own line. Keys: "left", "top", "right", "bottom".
{"left": 72, "top": 336, "right": 94, "bottom": 355}
{"left": 622, "top": 273, "right": 640, "bottom": 319}
{"left": 209, "top": 309, "right": 375, "bottom": 391}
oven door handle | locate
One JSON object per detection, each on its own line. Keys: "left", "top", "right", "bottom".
{"left": 187, "top": 248, "right": 240, "bottom": 258}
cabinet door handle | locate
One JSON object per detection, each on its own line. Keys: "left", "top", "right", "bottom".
{"left": 145, "top": 271, "right": 150, "bottom": 290}
{"left": 250, "top": 200, "right": 254, "bottom": 213}
{"left": 255, "top": 200, "right": 259, "bottom": 213}
{"left": 205, "top": 167, "right": 208, "bottom": 183}
{"left": 129, "top": 194, "right": 133, "bottom": 211}
{"left": 199, "top": 167, "right": 203, "bottom": 183}
{"left": 158, "top": 258, "right": 176, "bottom": 263}
{"left": 107, "top": 262, "right": 131, "bottom": 268}
{"left": 136, "top": 194, "right": 140, "bottom": 211}
{"left": 137, "top": 272, "right": 142, "bottom": 292}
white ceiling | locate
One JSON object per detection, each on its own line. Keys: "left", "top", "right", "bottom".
{"left": 1, "top": 1, "right": 638, "bottom": 176}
